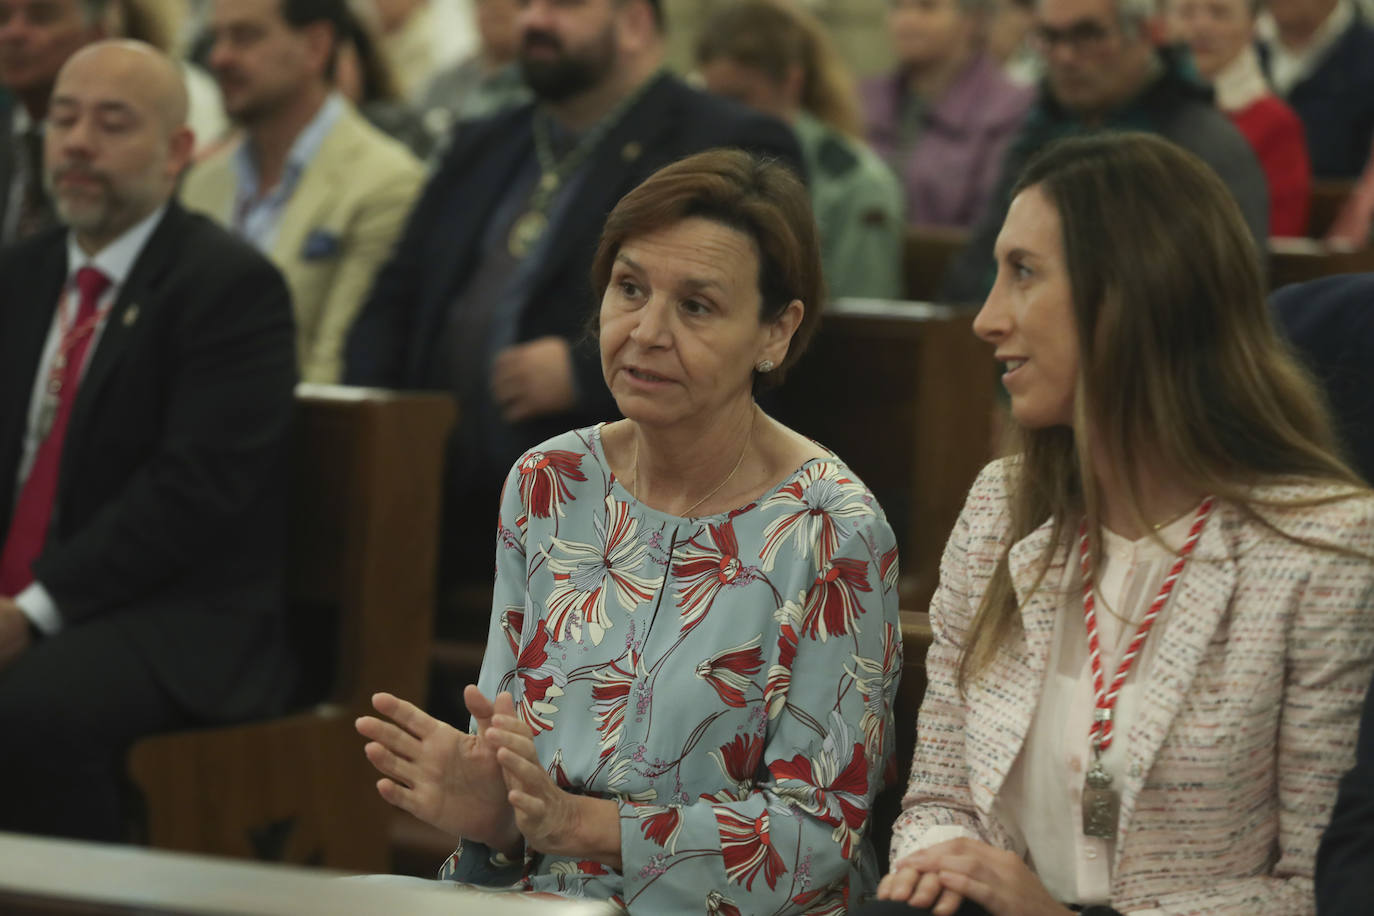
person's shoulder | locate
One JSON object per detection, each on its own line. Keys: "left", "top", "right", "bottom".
{"left": 158, "top": 204, "right": 282, "bottom": 285}
{"left": 0, "top": 222, "right": 63, "bottom": 269}
{"left": 332, "top": 103, "right": 424, "bottom": 178}
{"left": 505, "top": 426, "right": 605, "bottom": 479}
{"left": 1237, "top": 481, "right": 1374, "bottom": 552}
{"left": 957, "top": 54, "right": 1035, "bottom": 127}
{"left": 1272, "top": 272, "right": 1374, "bottom": 326}
{"left": 656, "top": 74, "right": 796, "bottom": 146}
{"left": 1234, "top": 93, "right": 1305, "bottom": 137}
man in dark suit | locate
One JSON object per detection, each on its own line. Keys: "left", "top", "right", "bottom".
{"left": 0, "top": 39, "right": 296, "bottom": 840}
{"left": 344, "top": 0, "right": 803, "bottom": 610}
{"left": 1270, "top": 273, "right": 1374, "bottom": 484}
{"left": 0, "top": 0, "right": 108, "bottom": 241}
{"left": 1258, "top": 0, "right": 1374, "bottom": 180}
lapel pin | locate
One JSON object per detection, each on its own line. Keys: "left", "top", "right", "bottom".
{"left": 621, "top": 141, "right": 642, "bottom": 163}
{"left": 123, "top": 304, "right": 139, "bottom": 327}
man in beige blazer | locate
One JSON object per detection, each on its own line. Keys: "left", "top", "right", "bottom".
{"left": 182, "top": 0, "right": 422, "bottom": 383}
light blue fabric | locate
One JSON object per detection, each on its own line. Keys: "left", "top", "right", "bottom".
{"left": 440, "top": 424, "right": 903, "bottom": 914}
{"left": 231, "top": 93, "right": 345, "bottom": 252}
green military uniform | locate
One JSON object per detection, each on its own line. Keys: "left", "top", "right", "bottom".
{"left": 793, "top": 111, "right": 905, "bottom": 300}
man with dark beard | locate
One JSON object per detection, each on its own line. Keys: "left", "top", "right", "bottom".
{"left": 0, "top": 40, "right": 296, "bottom": 841}
{"left": 343, "top": 0, "right": 802, "bottom": 631}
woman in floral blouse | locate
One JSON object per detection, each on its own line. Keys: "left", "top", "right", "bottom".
{"left": 357, "top": 149, "right": 903, "bottom": 914}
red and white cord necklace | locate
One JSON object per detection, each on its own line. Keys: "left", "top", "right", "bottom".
{"left": 1077, "top": 496, "right": 1214, "bottom": 839}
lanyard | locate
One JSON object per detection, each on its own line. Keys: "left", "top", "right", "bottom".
{"left": 1078, "top": 497, "right": 1214, "bottom": 754}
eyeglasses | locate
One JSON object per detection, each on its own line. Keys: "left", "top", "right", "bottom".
{"left": 1031, "top": 19, "right": 1115, "bottom": 53}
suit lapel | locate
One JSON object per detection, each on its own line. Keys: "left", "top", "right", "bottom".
{"left": 0, "top": 234, "right": 66, "bottom": 526}
{"left": 0, "top": 108, "right": 15, "bottom": 234}
{"left": 965, "top": 519, "right": 1064, "bottom": 815}
{"left": 1113, "top": 507, "right": 1236, "bottom": 855}
{"left": 65, "top": 206, "right": 180, "bottom": 444}
{"left": 522, "top": 74, "right": 677, "bottom": 295}
{"left": 272, "top": 111, "right": 355, "bottom": 274}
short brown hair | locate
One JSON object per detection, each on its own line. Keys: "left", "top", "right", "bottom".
{"left": 590, "top": 148, "right": 823, "bottom": 390}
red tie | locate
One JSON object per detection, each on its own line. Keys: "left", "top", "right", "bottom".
{"left": 0, "top": 266, "right": 112, "bottom": 595}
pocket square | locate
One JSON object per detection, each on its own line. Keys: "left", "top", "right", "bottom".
{"left": 301, "top": 229, "right": 342, "bottom": 260}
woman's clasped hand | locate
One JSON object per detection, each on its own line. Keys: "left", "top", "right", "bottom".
{"left": 356, "top": 687, "right": 521, "bottom": 856}
{"left": 879, "top": 839, "right": 1073, "bottom": 916}
{"left": 357, "top": 686, "right": 622, "bottom": 867}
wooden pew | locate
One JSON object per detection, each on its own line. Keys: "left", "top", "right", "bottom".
{"left": 1269, "top": 237, "right": 1374, "bottom": 290}
{"left": 126, "top": 386, "right": 456, "bottom": 872}
{"left": 869, "top": 610, "right": 936, "bottom": 871}
{"left": 1307, "top": 179, "right": 1356, "bottom": 239}
{"left": 774, "top": 299, "right": 995, "bottom": 615}
{"left": 903, "top": 226, "right": 971, "bottom": 302}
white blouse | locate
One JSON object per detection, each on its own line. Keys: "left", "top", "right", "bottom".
{"left": 909, "top": 511, "right": 1200, "bottom": 911}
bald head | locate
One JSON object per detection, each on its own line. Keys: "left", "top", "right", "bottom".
{"left": 45, "top": 39, "right": 195, "bottom": 252}
{"left": 58, "top": 39, "right": 189, "bottom": 132}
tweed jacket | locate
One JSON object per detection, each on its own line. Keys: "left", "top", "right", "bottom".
{"left": 892, "top": 458, "right": 1374, "bottom": 913}
{"left": 181, "top": 102, "right": 422, "bottom": 383}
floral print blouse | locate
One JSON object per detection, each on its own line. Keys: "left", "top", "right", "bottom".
{"left": 440, "top": 425, "right": 903, "bottom": 914}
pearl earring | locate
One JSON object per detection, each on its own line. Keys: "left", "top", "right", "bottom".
{"left": 756, "top": 359, "right": 775, "bottom": 373}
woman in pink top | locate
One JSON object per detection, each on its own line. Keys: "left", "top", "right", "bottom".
{"left": 862, "top": 0, "right": 1033, "bottom": 230}
{"left": 870, "top": 133, "right": 1374, "bottom": 916}
{"left": 1167, "top": 0, "right": 1312, "bottom": 235}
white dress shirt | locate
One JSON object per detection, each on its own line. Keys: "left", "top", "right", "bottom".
{"left": 11, "top": 205, "right": 167, "bottom": 635}
{"left": 1257, "top": 0, "right": 1356, "bottom": 96}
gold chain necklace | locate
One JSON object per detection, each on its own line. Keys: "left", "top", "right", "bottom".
{"left": 629, "top": 407, "right": 756, "bottom": 518}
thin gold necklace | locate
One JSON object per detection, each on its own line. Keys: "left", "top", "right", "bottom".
{"left": 630, "top": 407, "right": 756, "bottom": 518}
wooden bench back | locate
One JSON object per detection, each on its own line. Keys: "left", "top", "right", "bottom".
{"left": 903, "top": 226, "right": 971, "bottom": 302}
{"left": 126, "top": 387, "right": 455, "bottom": 870}
{"left": 286, "top": 386, "right": 455, "bottom": 708}
{"left": 774, "top": 300, "right": 994, "bottom": 614}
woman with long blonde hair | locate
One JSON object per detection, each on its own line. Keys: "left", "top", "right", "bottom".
{"left": 871, "top": 132, "right": 1374, "bottom": 916}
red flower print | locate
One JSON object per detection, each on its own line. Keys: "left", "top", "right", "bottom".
{"left": 500, "top": 606, "right": 525, "bottom": 660}
{"left": 591, "top": 649, "right": 645, "bottom": 759}
{"left": 770, "top": 714, "right": 871, "bottom": 858}
{"left": 759, "top": 463, "right": 871, "bottom": 571}
{"left": 710, "top": 733, "right": 764, "bottom": 786}
{"left": 706, "top": 890, "right": 744, "bottom": 916}
{"left": 633, "top": 804, "right": 683, "bottom": 853}
{"left": 714, "top": 806, "right": 787, "bottom": 891}
{"left": 673, "top": 521, "right": 755, "bottom": 632}
{"left": 514, "top": 620, "right": 565, "bottom": 734}
{"left": 695, "top": 636, "right": 764, "bottom": 708}
{"left": 517, "top": 449, "right": 586, "bottom": 525}
{"left": 880, "top": 544, "right": 900, "bottom": 593}
{"left": 547, "top": 495, "right": 661, "bottom": 646}
{"left": 802, "top": 557, "right": 873, "bottom": 640}
{"left": 791, "top": 889, "right": 847, "bottom": 916}
{"left": 547, "top": 748, "right": 571, "bottom": 789}
{"left": 764, "top": 595, "right": 805, "bottom": 720}
{"left": 845, "top": 622, "right": 902, "bottom": 760}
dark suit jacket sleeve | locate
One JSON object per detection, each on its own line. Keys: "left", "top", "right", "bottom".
{"left": 344, "top": 122, "right": 493, "bottom": 387}
{"left": 1271, "top": 274, "right": 1374, "bottom": 484}
{"left": 1318, "top": 668, "right": 1374, "bottom": 914}
{"left": 32, "top": 250, "right": 297, "bottom": 622}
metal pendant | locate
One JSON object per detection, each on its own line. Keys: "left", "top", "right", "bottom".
{"left": 1082, "top": 760, "right": 1120, "bottom": 839}
{"left": 36, "top": 391, "right": 60, "bottom": 440}
{"left": 507, "top": 210, "right": 549, "bottom": 258}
